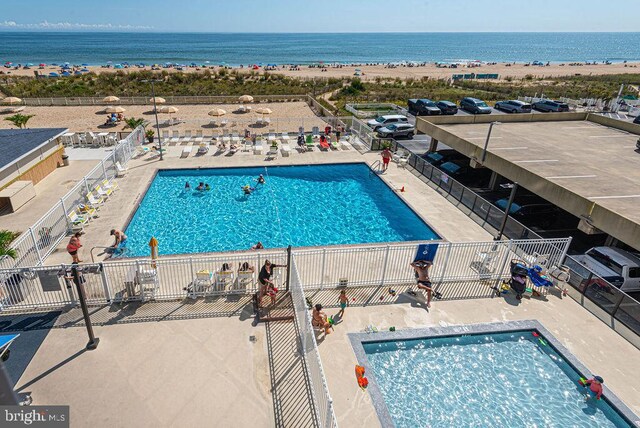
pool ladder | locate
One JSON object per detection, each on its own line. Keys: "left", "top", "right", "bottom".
{"left": 370, "top": 160, "right": 382, "bottom": 175}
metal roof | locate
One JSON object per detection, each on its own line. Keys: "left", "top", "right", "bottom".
{"left": 0, "top": 128, "right": 68, "bottom": 172}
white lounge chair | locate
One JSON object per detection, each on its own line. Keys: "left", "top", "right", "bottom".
{"left": 253, "top": 140, "right": 264, "bottom": 155}
{"left": 281, "top": 132, "right": 290, "bottom": 142}
{"left": 231, "top": 133, "right": 240, "bottom": 144}
{"left": 181, "top": 143, "right": 193, "bottom": 158}
{"left": 102, "top": 178, "right": 119, "bottom": 192}
{"left": 194, "top": 130, "right": 204, "bottom": 143}
{"left": 182, "top": 130, "right": 192, "bottom": 143}
{"left": 94, "top": 184, "right": 112, "bottom": 198}
{"left": 340, "top": 139, "right": 353, "bottom": 150}
{"left": 267, "top": 132, "right": 276, "bottom": 141}
{"left": 189, "top": 270, "right": 213, "bottom": 298}
{"left": 215, "top": 270, "right": 234, "bottom": 291}
{"left": 162, "top": 130, "right": 170, "bottom": 142}
{"left": 136, "top": 146, "right": 150, "bottom": 157}
{"left": 281, "top": 142, "right": 291, "bottom": 157}
{"left": 85, "top": 192, "right": 105, "bottom": 207}
{"left": 170, "top": 131, "right": 180, "bottom": 145}
{"left": 266, "top": 143, "right": 278, "bottom": 160}
{"left": 68, "top": 210, "right": 89, "bottom": 231}
{"left": 115, "top": 161, "right": 127, "bottom": 177}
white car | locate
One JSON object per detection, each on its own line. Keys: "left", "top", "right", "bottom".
{"left": 367, "top": 114, "right": 409, "bottom": 131}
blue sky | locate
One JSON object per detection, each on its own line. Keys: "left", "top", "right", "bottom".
{"left": 1, "top": 0, "right": 639, "bottom": 32}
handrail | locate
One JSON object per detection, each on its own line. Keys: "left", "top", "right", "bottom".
{"left": 90, "top": 246, "right": 113, "bottom": 263}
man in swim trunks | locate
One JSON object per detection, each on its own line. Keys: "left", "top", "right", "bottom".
{"left": 110, "top": 229, "right": 127, "bottom": 249}
{"left": 258, "top": 259, "right": 287, "bottom": 307}
{"left": 381, "top": 147, "right": 392, "bottom": 171}
{"left": 312, "top": 304, "right": 332, "bottom": 335}
{"left": 409, "top": 260, "right": 433, "bottom": 307}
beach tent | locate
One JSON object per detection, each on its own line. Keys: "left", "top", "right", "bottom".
{"left": 49, "top": 72, "right": 59, "bottom": 77}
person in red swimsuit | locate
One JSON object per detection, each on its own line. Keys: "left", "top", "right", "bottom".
{"left": 381, "top": 148, "right": 392, "bottom": 171}
{"left": 583, "top": 376, "right": 604, "bottom": 400}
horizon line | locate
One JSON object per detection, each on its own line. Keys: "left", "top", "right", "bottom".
{"left": 1, "top": 30, "right": 640, "bottom": 34}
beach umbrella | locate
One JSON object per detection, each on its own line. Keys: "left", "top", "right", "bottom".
{"left": 150, "top": 97, "right": 166, "bottom": 104}
{"left": 105, "top": 106, "right": 126, "bottom": 114}
{"left": 159, "top": 106, "right": 179, "bottom": 114}
{"left": 208, "top": 108, "right": 227, "bottom": 117}
{"left": 49, "top": 72, "right": 59, "bottom": 77}
{"left": 238, "top": 95, "right": 254, "bottom": 103}
{"left": 255, "top": 107, "right": 272, "bottom": 115}
{"left": 2, "top": 97, "right": 22, "bottom": 105}
{"left": 103, "top": 96, "right": 120, "bottom": 103}
{"left": 149, "top": 237, "right": 159, "bottom": 269}
{"left": 25, "top": 63, "right": 34, "bottom": 67}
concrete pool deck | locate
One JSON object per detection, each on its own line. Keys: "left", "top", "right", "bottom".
{"left": 41, "top": 146, "right": 492, "bottom": 265}
{"left": 309, "top": 286, "right": 640, "bottom": 427}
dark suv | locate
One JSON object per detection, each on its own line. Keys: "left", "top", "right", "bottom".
{"left": 408, "top": 99, "right": 441, "bottom": 116}
{"left": 532, "top": 99, "right": 570, "bottom": 112}
{"left": 436, "top": 100, "right": 458, "bottom": 115}
{"left": 459, "top": 97, "right": 492, "bottom": 114}
{"left": 494, "top": 196, "right": 560, "bottom": 228}
{"left": 421, "top": 149, "right": 468, "bottom": 167}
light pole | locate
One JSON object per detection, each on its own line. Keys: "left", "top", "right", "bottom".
{"left": 481, "top": 121, "right": 501, "bottom": 164}
{"left": 495, "top": 182, "right": 518, "bottom": 241}
{"left": 141, "top": 79, "right": 164, "bottom": 161}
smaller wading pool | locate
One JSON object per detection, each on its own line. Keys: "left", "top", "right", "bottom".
{"left": 349, "top": 321, "right": 639, "bottom": 428}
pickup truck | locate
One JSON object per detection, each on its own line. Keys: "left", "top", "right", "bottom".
{"left": 571, "top": 246, "right": 640, "bottom": 292}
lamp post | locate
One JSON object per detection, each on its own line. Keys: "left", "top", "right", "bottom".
{"left": 141, "top": 79, "right": 164, "bottom": 161}
{"left": 495, "top": 182, "right": 518, "bottom": 241}
{"left": 481, "top": 121, "right": 501, "bottom": 164}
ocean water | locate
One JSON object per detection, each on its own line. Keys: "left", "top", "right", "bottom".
{"left": 364, "top": 332, "right": 632, "bottom": 428}
{"left": 1, "top": 32, "right": 640, "bottom": 65}
{"left": 123, "top": 163, "right": 439, "bottom": 256}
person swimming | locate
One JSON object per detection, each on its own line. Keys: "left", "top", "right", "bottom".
{"left": 196, "top": 182, "right": 205, "bottom": 191}
{"left": 205, "top": 183, "right": 211, "bottom": 191}
{"left": 184, "top": 181, "right": 191, "bottom": 190}
{"left": 257, "top": 174, "right": 265, "bottom": 184}
{"left": 242, "top": 185, "right": 254, "bottom": 195}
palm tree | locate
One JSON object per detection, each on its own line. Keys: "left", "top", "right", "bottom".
{"left": 124, "top": 117, "right": 146, "bottom": 130}
{"left": 0, "top": 230, "right": 19, "bottom": 259}
{"left": 4, "top": 114, "right": 35, "bottom": 129}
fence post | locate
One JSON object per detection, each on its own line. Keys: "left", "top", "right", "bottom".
{"left": 559, "top": 237, "right": 573, "bottom": 266}
{"left": 286, "top": 246, "right": 292, "bottom": 292}
{"left": 493, "top": 240, "right": 514, "bottom": 290}
{"left": 380, "top": 245, "right": 390, "bottom": 286}
{"left": 99, "top": 263, "right": 112, "bottom": 303}
{"left": 437, "top": 243, "right": 453, "bottom": 285}
{"left": 101, "top": 160, "right": 108, "bottom": 180}
{"left": 189, "top": 257, "right": 196, "bottom": 285}
{"left": 28, "top": 227, "right": 43, "bottom": 265}
{"left": 320, "top": 248, "right": 326, "bottom": 290}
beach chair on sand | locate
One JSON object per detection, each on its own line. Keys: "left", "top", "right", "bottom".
{"left": 170, "top": 131, "right": 180, "bottom": 145}
{"left": 312, "top": 127, "right": 320, "bottom": 139}
{"left": 182, "top": 130, "right": 192, "bottom": 143}
{"left": 194, "top": 130, "right": 203, "bottom": 143}
{"left": 181, "top": 143, "right": 193, "bottom": 158}
{"left": 162, "top": 130, "right": 170, "bottom": 142}
{"left": 253, "top": 140, "right": 264, "bottom": 155}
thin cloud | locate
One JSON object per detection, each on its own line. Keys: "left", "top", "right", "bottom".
{"left": 0, "top": 20, "right": 152, "bottom": 30}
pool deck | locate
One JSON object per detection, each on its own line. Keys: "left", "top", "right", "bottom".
{"left": 43, "top": 145, "right": 492, "bottom": 265}
{"left": 309, "top": 286, "right": 640, "bottom": 427}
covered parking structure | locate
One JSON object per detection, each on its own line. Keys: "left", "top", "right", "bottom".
{"left": 416, "top": 112, "right": 640, "bottom": 251}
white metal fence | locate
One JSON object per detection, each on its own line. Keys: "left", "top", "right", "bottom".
{"left": 0, "top": 238, "right": 570, "bottom": 312}
{"left": 290, "top": 256, "right": 338, "bottom": 428}
{"left": 17, "top": 95, "right": 310, "bottom": 107}
{"left": 0, "top": 126, "right": 145, "bottom": 271}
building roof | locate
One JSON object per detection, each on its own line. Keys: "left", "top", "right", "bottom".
{"left": 0, "top": 128, "right": 68, "bottom": 171}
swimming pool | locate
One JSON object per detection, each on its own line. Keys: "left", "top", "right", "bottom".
{"left": 351, "top": 322, "right": 637, "bottom": 428}
{"left": 124, "top": 163, "right": 439, "bottom": 256}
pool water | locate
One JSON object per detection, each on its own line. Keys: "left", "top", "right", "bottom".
{"left": 364, "top": 332, "right": 631, "bottom": 427}
{"left": 124, "top": 163, "right": 439, "bottom": 256}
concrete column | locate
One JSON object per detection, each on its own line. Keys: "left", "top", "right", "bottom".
{"left": 488, "top": 171, "right": 502, "bottom": 191}
{"left": 428, "top": 137, "right": 438, "bottom": 153}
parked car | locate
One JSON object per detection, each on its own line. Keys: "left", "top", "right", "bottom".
{"left": 459, "top": 97, "right": 492, "bottom": 114}
{"left": 420, "top": 149, "right": 468, "bottom": 167}
{"left": 633, "top": 115, "right": 640, "bottom": 124}
{"left": 532, "top": 99, "right": 570, "bottom": 112}
{"left": 494, "top": 198, "right": 560, "bottom": 228}
{"left": 438, "top": 159, "right": 492, "bottom": 186}
{"left": 572, "top": 247, "right": 640, "bottom": 292}
{"left": 408, "top": 99, "right": 441, "bottom": 116}
{"left": 494, "top": 100, "right": 532, "bottom": 113}
{"left": 367, "top": 114, "right": 408, "bottom": 130}
{"left": 436, "top": 100, "right": 458, "bottom": 115}
{"left": 376, "top": 123, "right": 415, "bottom": 139}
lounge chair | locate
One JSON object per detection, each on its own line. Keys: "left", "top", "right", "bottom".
{"left": 181, "top": 143, "right": 193, "bottom": 158}
{"left": 340, "top": 139, "right": 353, "bottom": 150}
{"left": 231, "top": 133, "right": 240, "bottom": 144}
{"left": 329, "top": 139, "right": 340, "bottom": 150}
{"left": 115, "top": 161, "right": 127, "bottom": 177}
{"left": 220, "top": 118, "right": 228, "bottom": 127}
{"left": 102, "top": 178, "right": 119, "bottom": 192}
{"left": 281, "top": 142, "right": 291, "bottom": 157}
{"left": 266, "top": 143, "right": 278, "bottom": 160}
{"left": 136, "top": 146, "right": 150, "bottom": 157}
{"left": 281, "top": 132, "right": 290, "bottom": 142}
{"left": 194, "top": 130, "right": 204, "bottom": 143}
{"left": 312, "top": 126, "right": 320, "bottom": 139}
{"left": 85, "top": 192, "right": 105, "bottom": 207}
{"left": 68, "top": 210, "right": 89, "bottom": 231}
{"left": 188, "top": 270, "right": 213, "bottom": 298}
{"left": 170, "top": 131, "right": 180, "bottom": 145}
{"left": 197, "top": 142, "right": 209, "bottom": 155}
{"left": 94, "top": 184, "right": 112, "bottom": 198}
{"left": 182, "top": 130, "right": 192, "bottom": 143}
{"left": 305, "top": 134, "right": 315, "bottom": 151}
{"left": 253, "top": 140, "right": 264, "bottom": 155}
{"left": 162, "top": 130, "right": 170, "bottom": 142}
{"left": 215, "top": 269, "right": 235, "bottom": 291}
{"left": 319, "top": 138, "right": 330, "bottom": 151}
{"left": 267, "top": 132, "right": 276, "bottom": 141}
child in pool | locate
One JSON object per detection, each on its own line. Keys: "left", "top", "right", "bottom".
{"left": 338, "top": 289, "right": 348, "bottom": 318}
{"left": 582, "top": 376, "right": 604, "bottom": 400}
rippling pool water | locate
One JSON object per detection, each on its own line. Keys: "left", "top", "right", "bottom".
{"left": 364, "top": 332, "right": 631, "bottom": 427}
{"left": 124, "top": 163, "right": 439, "bottom": 256}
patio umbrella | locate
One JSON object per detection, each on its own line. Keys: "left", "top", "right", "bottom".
{"left": 150, "top": 97, "right": 166, "bottom": 104}
{"left": 238, "top": 95, "right": 254, "bottom": 103}
{"left": 159, "top": 106, "right": 179, "bottom": 114}
{"left": 149, "top": 237, "right": 159, "bottom": 269}
{"left": 208, "top": 108, "right": 227, "bottom": 117}
{"left": 2, "top": 97, "right": 22, "bottom": 105}
{"left": 103, "top": 96, "right": 120, "bottom": 103}
{"left": 255, "top": 107, "right": 273, "bottom": 115}
{"left": 105, "top": 106, "right": 126, "bottom": 114}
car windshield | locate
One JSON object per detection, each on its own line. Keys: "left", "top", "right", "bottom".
{"left": 586, "top": 249, "right": 624, "bottom": 276}
{"left": 386, "top": 125, "right": 397, "bottom": 131}
{"left": 495, "top": 199, "right": 521, "bottom": 214}
{"left": 424, "top": 101, "right": 436, "bottom": 107}
{"left": 427, "top": 153, "right": 443, "bottom": 162}
{"left": 440, "top": 162, "right": 461, "bottom": 174}
{"left": 375, "top": 117, "right": 386, "bottom": 123}
{"left": 477, "top": 101, "right": 488, "bottom": 107}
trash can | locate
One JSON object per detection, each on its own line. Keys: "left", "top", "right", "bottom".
{"left": 61, "top": 154, "right": 69, "bottom": 167}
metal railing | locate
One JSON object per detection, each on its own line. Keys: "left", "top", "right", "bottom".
{"left": 17, "top": 95, "right": 311, "bottom": 107}
{"left": 290, "top": 257, "right": 338, "bottom": 428}
{"left": 0, "top": 126, "right": 145, "bottom": 270}
{"left": 0, "top": 238, "right": 570, "bottom": 312}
